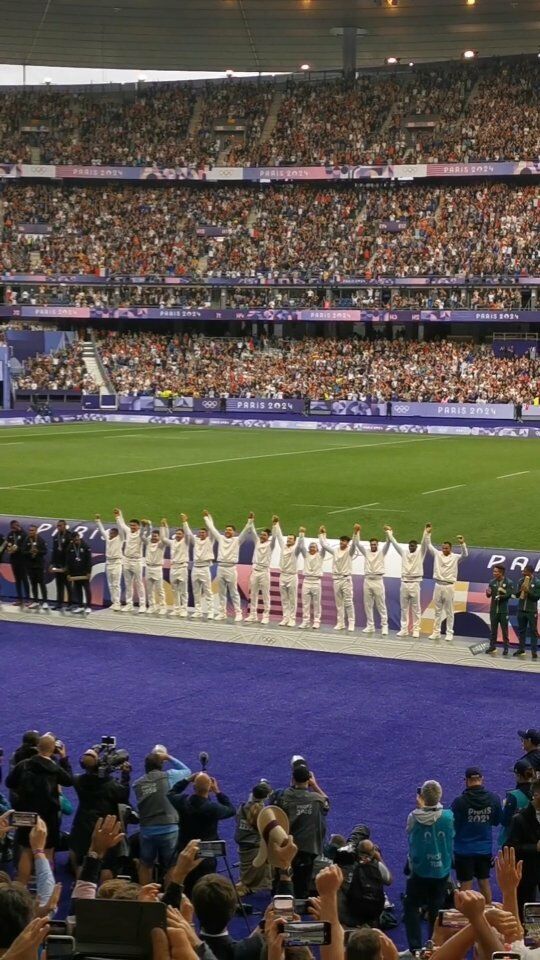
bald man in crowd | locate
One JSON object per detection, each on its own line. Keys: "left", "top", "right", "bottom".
{"left": 168, "top": 771, "right": 236, "bottom": 895}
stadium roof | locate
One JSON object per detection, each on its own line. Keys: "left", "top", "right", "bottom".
{"left": 0, "top": 0, "right": 537, "bottom": 74}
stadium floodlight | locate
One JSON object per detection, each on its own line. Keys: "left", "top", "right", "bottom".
{"left": 386, "top": 56, "right": 399, "bottom": 64}
{"left": 463, "top": 49, "right": 477, "bottom": 58}
{"left": 466, "top": 0, "right": 476, "bottom": 5}
{"left": 300, "top": 63, "right": 311, "bottom": 71}
{"left": 225, "top": 68, "right": 234, "bottom": 77}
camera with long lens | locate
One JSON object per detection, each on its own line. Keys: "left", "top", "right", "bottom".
{"left": 334, "top": 843, "right": 357, "bottom": 867}
{"left": 199, "top": 751, "right": 210, "bottom": 771}
{"left": 90, "top": 736, "right": 130, "bottom": 778}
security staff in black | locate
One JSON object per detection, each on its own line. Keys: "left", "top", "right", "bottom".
{"left": 485, "top": 565, "right": 514, "bottom": 655}
{"left": 514, "top": 566, "right": 540, "bottom": 659}
{"left": 507, "top": 778, "right": 540, "bottom": 918}
{"left": 3, "top": 521, "right": 29, "bottom": 604}
{"left": 51, "top": 520, "right": 74, "bottom": 608}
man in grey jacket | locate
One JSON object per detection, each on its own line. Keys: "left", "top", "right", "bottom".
{"left": 274, "top": 762, "right": 329, "bottom": 898}
{"left": 133, "top": 749, "right": 191, "bottom": 885}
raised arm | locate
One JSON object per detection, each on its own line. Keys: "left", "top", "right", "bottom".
{"left": 114, "top": 509, "right": 130, "bottom": 537}
{"left": 203, "top": 510, "right": 222, "bottom": 543}
{"left": 237, "top": 513, "right": 255, "bottom": 545}
{"left": 296, "top": 529, "right": 307, "bottom": 557}
{"left": 181, "top": 515, "right": 195, "bottom": 547}
{"left": 456, "top": 536, "right": 468, "bottom": 560}
{"left": 94, "top": 517, "right": 109, "bottom": 542}
{"left": 159, "top": 520, "right": 172, "bottom": 546}
{"left": 385, "top": 525, "right": 404, "bottom": 557}
{"left": 423, "top": 523, "right": 436, "bottom": 556}
{"left": 272, "top": 516, "right": 284, "bottom": 550}
{"left": 318, "top": 525, "right": 335, "bottom": 556}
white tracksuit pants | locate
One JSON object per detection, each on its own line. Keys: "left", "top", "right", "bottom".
{"left": 334, "top": 575, "right": 355, "bottom": 628}
{"left": 302, "top": 578, "right": 321, "bottom": 626}
{"left": 250, "top": 569, "right": 270, "bottom": 617}
{"left": 123, "top": 559, "right": 146, "bottom": 607}
{"left": 364, "top": 576, "right": 388, "bottom": 629}
{"left": 192, "top": 566, "right": 212, "bottom": 616}
{"left": 400, "top": 581, "right": 421, "bottom": 634}
{"left": 146, "top": 566, "right": 166, "bottom": 611}
{"left": 216, "top": 565, "right": 241, "bottom": 616}
{"left": 433, "top": 583, "right": 455, "bottom": 636}
{"left": 170, "top": 565, "right": 188, "bottom": 613}
{"left": 280, "top": 574, "right": 297, "bottom": 622}
{"left": 106, "top": 561, "right": 123, "bottom": 606}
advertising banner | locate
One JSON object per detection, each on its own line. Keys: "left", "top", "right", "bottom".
{"left": 1, "top": 304, "right": 538, "bottom": 324}
{"left": 1, "top": 513, "right": 537, "bottom": 641}
{"left": 1, "top": 274, "right": 538, "bottom": 289}
{"left": 0, "top": 160, "right": 538, "bottom": 183}
{"left": 225, "top": 398, "right": 305, "bottom": 413}
{"left": 391, "top": 402, "right": 515, "bottom": 420}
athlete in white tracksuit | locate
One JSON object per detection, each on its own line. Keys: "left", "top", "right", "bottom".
{"left": 319, "top": 526, "right": 358, "bottom": 631}
{"left": 160, "top": 521, "right": 189, "bottom": 617}
{"left": 182, "top": 516, "right": 215, "bottom": 620}
{"left": 245, "top": 519, "right": 276, "bottom": 624}
{"left": 145, "top": 530, "right": 167, "bottom": 615}
{"left": 115, "top": 509, "right": 149, "bottom": 612}
{"left": 386, "top": 526, "right": 428, "bottom": 638}
{"left": 298, "top": 532, "right": 325, "bottom": 629}
{"left": 355, "top": 528, "right": 390, "bottom": 635}
{"left": 95, "top": 516, "right": 125, "bottom": 611}
{"left": 273, "top": 519, "right": 302, "bottom": 627}
{"left": 424, "top": 525, "right": 468, "bottom": 641}
{"left": 204, "top": 512, "right": 251, "bottom": 621}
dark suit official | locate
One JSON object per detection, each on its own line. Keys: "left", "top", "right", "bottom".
{"left": 3, "top": 522, "right": 29, "bottom": 603}
{"left": 51, "top": 521, "right": 74, "bottom": 608}
{"left": 23, "top": 527, "right": 48, "bottom": 606}
{"left": 168, "top": 772, "right": 235, "bottom": 895}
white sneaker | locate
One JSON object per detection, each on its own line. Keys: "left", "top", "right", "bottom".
{"left": 313, "top": 621, "right": 320, "bottom": 630}
{"left": 110, "top": 603, "right": 121, "bottom": 611}
{"left": 122, "top": 604, "right": 133, "bottom": 613}
{"left": 279, "top": 618, "right": 288, "bottom": 626}
{"left": 261, "top": 615, "right": 269, "bottom": 624}
{"left": 147, "top": 606, "right": 156, "bottom": 614}
{"left": 362, "top": 626, "right": 375, "bottom": 634}
{"left": 245, "top": 614, "right": 257, "bottom": 623}
{"left": 396, "top": 629, "right": 408, "bottom": 637}
{"left": 234, "top": 613, "right": 243, "bottom": 623}
{"left": 206, "top": 612, "right": 215, "bottom": 621}
{"left": 84, "top": 607, "right": 91, "bottom": 615}
{"left": 28, "top": 601, "right": 38, "bottom": 609}
{"left": 428, "top": 632, "right": 440, "bottom": 641}
{"left": 287, "top": 618, "right": 296, "bottom": 627}
{"left": 334, "top": 623, "right": 344, "bottom": 631}
{"left": 158, "top": 608, "right": 167, "bottom": 616}
{"left": 445, "top": 632, "right": 454, "bottom": 642}
{"left": 299, "top": 622, "right": 308, "bottom": 629}
{"left": 41, "top": 602, "right": 49, "bottom": 610}
{"left": 214, "top": 612, "right": 226, "bottom": 621}
{"left": 191, "top": 611, "right": 201, "bottom": 619}
{"left": 381, "top": 627, "right": 389, "bottom": 636}
{"left": 412, "top": 630, "right": 420, "bottom": 639}
{"left": 179, "top": 609, "right": 188, "bottom": 618}
{"left": 347, "top": 623, "right": 355, "bottom": 632}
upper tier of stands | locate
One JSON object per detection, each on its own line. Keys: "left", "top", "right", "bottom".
{"left": 0, "top": 57, "right": 538, "bottom": 167}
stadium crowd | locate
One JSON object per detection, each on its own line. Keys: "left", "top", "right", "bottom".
{"left": 47, "top": 334, "right": 537, "bottom": 403}
{"left": 1, "top": 182, "right": 538, "bottom": 279}
{"left": 15, "top": 341, "right": 97, "bottom": 392}
{"left": 0, "top": 58, "right": 538, "bottom": 166}
{"left": 0, "top": 726, "right": 539, "bottom": 960}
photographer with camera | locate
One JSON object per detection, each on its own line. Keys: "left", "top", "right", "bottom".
{"left": 274, "top": 761, "right": 329, "bottom": 899}
{"left": 5, "top": 734, "right": 73, "bottom": 885}
{"left": 168, "top": 772, "right": 235, "bottom": 897}
{"left": 69, "top": 744, "right": 131, "bottom": 877}
{"left": 338, "top": 839, "right": 392, "bottom": 929}
{"left": 133, "top": 747, "right": 192, "bottom": 887}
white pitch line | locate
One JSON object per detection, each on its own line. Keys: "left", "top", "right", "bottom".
{"left": 328, "top": 502, "right": 380, "bottom": 514}
{"left": 0, "top": 436, "right": 440, "bottom": 493}
{"left": 421, "top": 484, "right": 465, "bottom": 495}
{"left": 291, "top": 503, "right": 343, "bottom": 509}
{"left": 497, "top": 470, "right": 530, "bottom": 479}
{"left": 0, "top": 425, "right": 199, "bottom": 441}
